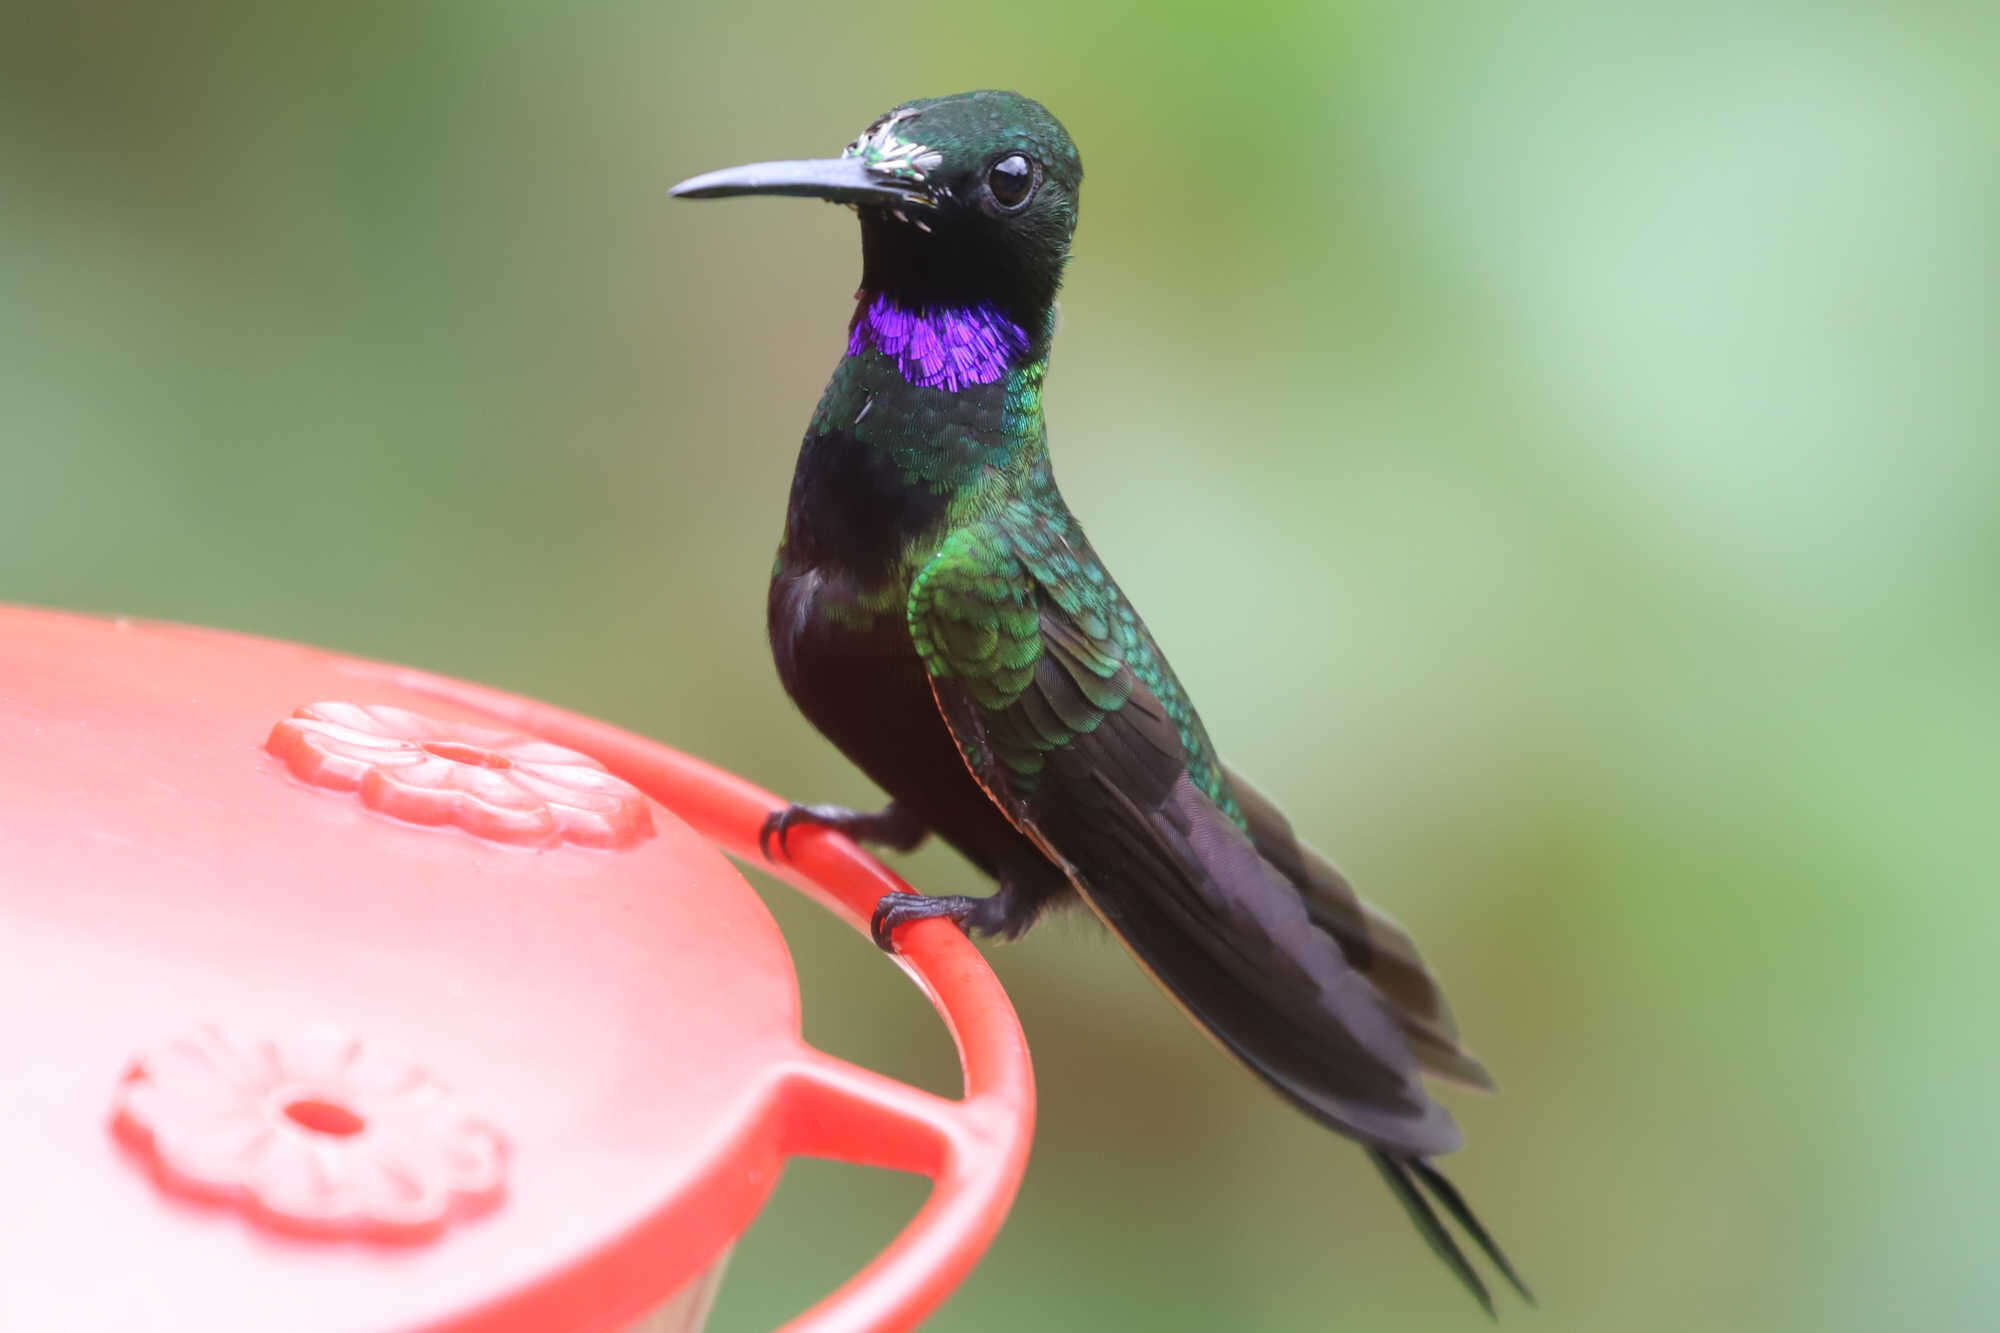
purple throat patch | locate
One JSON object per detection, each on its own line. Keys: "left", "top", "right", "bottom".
{"left": 849, "top": 293, "right": 1030, "bottom": 392}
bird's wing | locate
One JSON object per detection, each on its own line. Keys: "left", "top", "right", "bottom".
{"left": 907, "top": 523, "right": 1461, "bottom": 1157}
{"left": 1224, "top": 765, "right": 1495, "bottom": 1090}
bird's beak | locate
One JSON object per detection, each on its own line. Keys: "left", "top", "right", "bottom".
{"left": 670, "top": 157, "right": 934, "bottom": 209}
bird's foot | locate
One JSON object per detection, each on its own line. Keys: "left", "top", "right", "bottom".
{"left": 869, "top": 862, "right": 1067, "bottom": 952}
{"left": 869, "top": 892, "right": 1001, "bottom": 951}
{"left": 758, "top": 800, "right": 928, "bottom": 861}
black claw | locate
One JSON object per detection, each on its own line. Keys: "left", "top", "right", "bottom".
{"left": 757, "top": 806, "right": 795, "bottom": 861}
{"left": 869, "top": 891, "right": 977, "bottom": 952}
{"left": 758, "top": 802, "right": 842, "bottom": 860}
{"left": 760, "top": 801, "right": 930, "bottom": 861}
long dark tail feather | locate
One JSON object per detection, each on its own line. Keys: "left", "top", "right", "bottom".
{"left": 1408, "top": 1158, "right": 1536, "bottom": 1306}
{"left": 1370, "top": 1151, "right": 1494, "bottom": 1318}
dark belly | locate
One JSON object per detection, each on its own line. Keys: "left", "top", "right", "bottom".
{"left": 769, "top": 564, "right": 1035, "bottom": 878}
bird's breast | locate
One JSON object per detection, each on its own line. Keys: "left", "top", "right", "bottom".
{"left": 781, "top": 424, "right": 954, "bottom": 581}
{"left": 766, "top": 554, "right": 910, "bottom": 698}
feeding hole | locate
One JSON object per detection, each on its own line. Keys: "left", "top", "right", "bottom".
{"left": 285, "top": 1098, "right": 366, "bottom": 1137}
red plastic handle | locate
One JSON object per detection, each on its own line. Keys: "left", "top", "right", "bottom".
{"left": 370, "top": 666, "right": 1035, "bottom": 1333}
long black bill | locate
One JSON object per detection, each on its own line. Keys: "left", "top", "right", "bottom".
{"left": 669, "top": 157, "right": 932, "bottom": 208}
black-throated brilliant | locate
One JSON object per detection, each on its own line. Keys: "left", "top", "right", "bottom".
{"left": 672, "top": 90, "right": 1531, "bottom": 1314}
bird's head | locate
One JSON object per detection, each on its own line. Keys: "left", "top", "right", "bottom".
{"left": 673, "top": 90, "right": 1083, "bottom": 329}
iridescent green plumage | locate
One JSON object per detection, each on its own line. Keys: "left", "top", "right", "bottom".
{"left": 907, "top": 482, "right": 1241, "bottom": 818}
{"left": 674, "top": 89, "right": 1528, "bottom": 1315}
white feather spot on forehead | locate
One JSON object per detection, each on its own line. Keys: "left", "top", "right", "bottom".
{"left": 845, "top": 106, "right": 943, "bottom": 183}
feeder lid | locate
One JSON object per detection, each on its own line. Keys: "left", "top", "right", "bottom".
{"left": 0, "top": 605, "right": 1034, "bottom": 1332}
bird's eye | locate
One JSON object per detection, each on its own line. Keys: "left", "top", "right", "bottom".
{"left": 986, "top": 154, "right": 1035, "bottom": 211}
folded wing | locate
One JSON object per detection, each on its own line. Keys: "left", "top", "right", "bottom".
{"left": 907, "top": 522, "right": 1462, "bottom": 1156}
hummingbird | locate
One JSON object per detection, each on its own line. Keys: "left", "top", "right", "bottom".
{"left": 672, "top": 90, "right": 1530, "bottom": 1314}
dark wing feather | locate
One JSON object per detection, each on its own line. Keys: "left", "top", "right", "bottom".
{"left": 1037, "top": 732, "right": 1462, "bottom": 1155}
{"left": 1225, "top": 766, "right": 1495, "bottom": 1090}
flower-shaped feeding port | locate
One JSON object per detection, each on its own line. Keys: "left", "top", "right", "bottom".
{"left": 267, "top": 701, "right": 655, "bottom": 849}
{"left": 111, "top": 1026, "right": 507, "bottom": 1242}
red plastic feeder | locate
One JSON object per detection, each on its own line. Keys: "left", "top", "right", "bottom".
{"left": 1, "top": 605, "right": 1034, "bottom": 1331}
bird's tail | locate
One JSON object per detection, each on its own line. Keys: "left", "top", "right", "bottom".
{"left": 1370, "top": 1151, "right": 1534, "bottom": 1317}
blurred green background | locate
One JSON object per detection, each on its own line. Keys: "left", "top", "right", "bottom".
{"left": 4, "top": 1, "right": 1994, "bottom": 1328}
